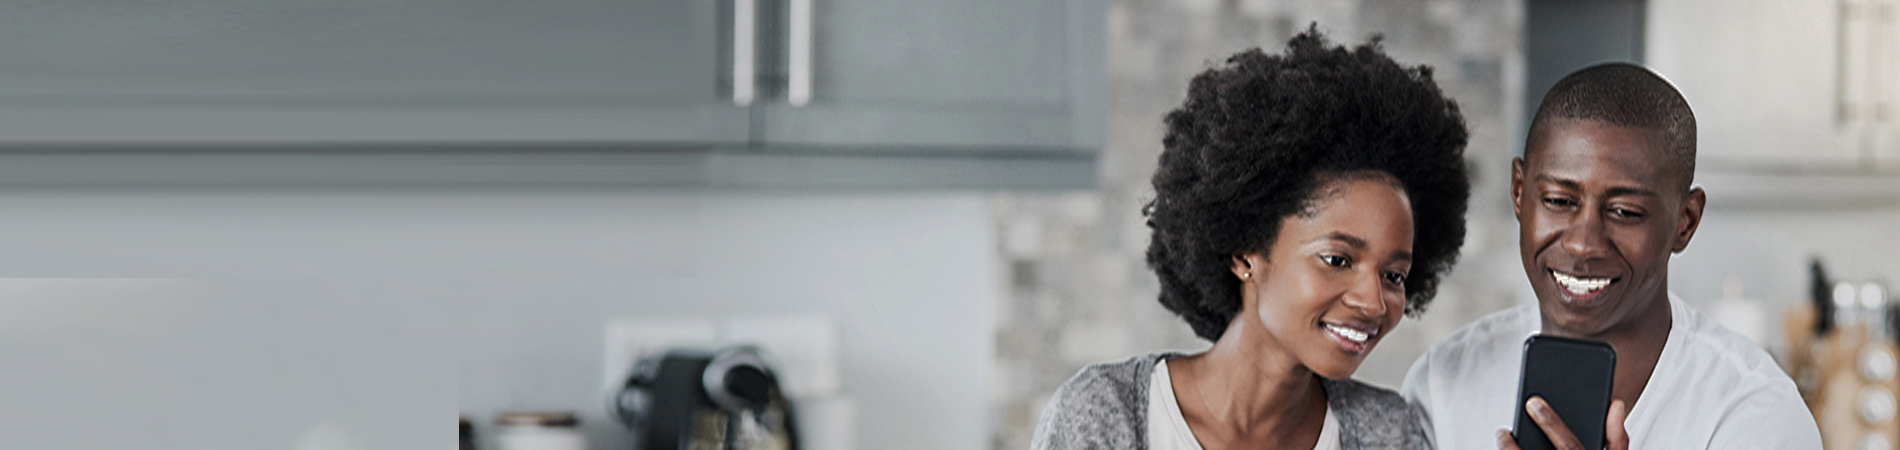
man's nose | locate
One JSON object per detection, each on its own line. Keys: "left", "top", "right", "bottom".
{"left": 1560, "top": 205, "right": 1612, "bottom": 259}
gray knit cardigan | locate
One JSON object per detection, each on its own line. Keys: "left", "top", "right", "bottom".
{"left": 1030, "top": 352, "right": 1433, "bottom": 450}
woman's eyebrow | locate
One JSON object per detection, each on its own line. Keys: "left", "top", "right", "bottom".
{"left": 1306, "top": 232, "right": 1412, "bottom": 262}
{"left": 1306, "top": 232, "right": 1366, "bottom": 249}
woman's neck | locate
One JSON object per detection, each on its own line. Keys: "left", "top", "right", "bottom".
{"left": 1172, "top": 317, "right": 1328, "bottom": 448}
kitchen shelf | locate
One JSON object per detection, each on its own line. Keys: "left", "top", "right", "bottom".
{"left": 1697, "top": 168, "right": 1900, "bottom": 210}
{"left": 0, "top": 143, "right": 1097, "bottom": 191}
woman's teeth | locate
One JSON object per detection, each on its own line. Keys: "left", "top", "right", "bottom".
{"left": 1552, "top": 270, "right": 1613, "bottom": 295}
{"left": 1324, "top": 323, "right": 1371, "bottom": 343}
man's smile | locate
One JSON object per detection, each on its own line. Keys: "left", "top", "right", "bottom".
{"left": 1551, "top": 269, "right": 1616, "bottom": 295}
{"left": 1548, "top": 268, "right": 1620, "bottom": 308}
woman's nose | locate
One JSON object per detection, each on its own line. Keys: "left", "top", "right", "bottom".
{"left": 1344, "top": 271, "right": 1389, "bottom": 316}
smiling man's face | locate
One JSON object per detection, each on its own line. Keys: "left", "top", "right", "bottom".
{"left": 1512, "top": 118, "right": 1703, "bottom": 337}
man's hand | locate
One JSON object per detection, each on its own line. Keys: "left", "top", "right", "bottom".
{"left": 1495, "top": 397, "right": 1629, "bottom": 450}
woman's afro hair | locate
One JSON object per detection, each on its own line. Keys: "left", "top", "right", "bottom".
{"left": 1145, "top": 26, "right": 1471, "bottom": 341}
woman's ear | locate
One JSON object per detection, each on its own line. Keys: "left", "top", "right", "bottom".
{"left": 1230, "top": 253, "right": 1257, "bottom": 281}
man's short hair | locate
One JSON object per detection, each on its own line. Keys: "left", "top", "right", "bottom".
{"left": 1526, "top": 62, "right": 1696, "bottom": 190}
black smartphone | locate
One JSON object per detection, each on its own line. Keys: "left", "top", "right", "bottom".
{"left": 1512, "top": 335, "right": 1616, "bottom": 450}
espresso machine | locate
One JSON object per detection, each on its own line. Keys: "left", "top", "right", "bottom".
{"left": 612, "top": 346, "right": 800, "bottom": 450}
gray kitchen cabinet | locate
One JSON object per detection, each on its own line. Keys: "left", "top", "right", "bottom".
{"left": 748, "top": 0, "right": 1106, "bottom": 151}
{"left": 1647, "top": 0, "right": 1896, "bottom": 171}
{"left": 1647, "top": 0, "right": 1900, "bottom": 207}
{"left": 0, "top": 0, "right": 1102, "bottom": 189}
{"left": 0, "top": 0, "right": 750, "bottom": 143}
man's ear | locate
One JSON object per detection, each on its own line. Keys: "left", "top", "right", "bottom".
{"left": 1230, "top": 253, "right": 1257, "bottom": 281}
{"left": 1510, "top": 157, "right": 1528, "bottom": 219}
{"left": 1672, "top": 186, "right": 1707, "bottom": 254}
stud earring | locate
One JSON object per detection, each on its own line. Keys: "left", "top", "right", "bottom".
{"left": 1241, "top": 272, "right": 1251, "bottom": 279}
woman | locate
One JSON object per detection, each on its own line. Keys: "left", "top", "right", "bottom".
{"left": 1031, "top": 28, "right": 1469, "bottom": 450}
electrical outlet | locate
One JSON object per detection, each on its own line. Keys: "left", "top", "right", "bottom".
{"left": 600, "top": 318, "right": 720, "bottom": 392}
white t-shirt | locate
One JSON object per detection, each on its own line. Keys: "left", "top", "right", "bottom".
{"left": 1148, "top": 359, "right": 1339, "bottom": 450}
{"left": 1401, "top": 293, "right": 1821, "bottom": 449}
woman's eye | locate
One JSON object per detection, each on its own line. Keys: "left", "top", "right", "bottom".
{"left": 1384, "top": 272, "right": 1407, "bottom": 285}
{"left": 1319, "top": 255, "right": 1350, "bottom": 268}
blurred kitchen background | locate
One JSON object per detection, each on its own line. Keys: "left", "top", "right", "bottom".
{"left": 0, "top": 0, "right": 1895, "bottom": 449}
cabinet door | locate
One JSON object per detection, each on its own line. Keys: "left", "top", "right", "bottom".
{"left": 0, "top": 0, "right": 748, "bottom": 143}
{"left": 1874, "top": 0, "right": 1900, "bottom": 170}
{"left": 1647, "top": 0, "right": 1859, "bottom": 169}
{"left": 755, "top": 0, "right": 1097, "bottom": 150}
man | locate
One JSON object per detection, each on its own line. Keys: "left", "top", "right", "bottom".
{"left": 1401, "top": 62, "right": 1821, "bottom": 449}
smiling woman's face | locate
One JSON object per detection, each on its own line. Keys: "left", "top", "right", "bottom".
{"left": 1234, "top": 175, "right": 1414, "bottom": 380}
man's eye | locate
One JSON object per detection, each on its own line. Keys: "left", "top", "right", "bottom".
{"left": 1542, "top": 197, "right": 1576, "bottom": 208}
{"left": 1319, "top": 255, "right": 1350, "bottom": 268}
{"left": 1610, "top": 207, "right": 1646, "bottom": 218}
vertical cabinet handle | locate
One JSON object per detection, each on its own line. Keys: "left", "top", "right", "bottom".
{"left": 788, "top": 0, "right": 813, "bottom": 106}
{"left": 1838, "top": 0, "right": 1898, "bottom": 125}
{"left": 1838, "top": 0, "right": 1857, "bottom": 124}
{"left": 1880, "top": 2, "right": 1893, "bottom": 123}
{"left": 733, "top": 0, "right": 757, "bottom": 106}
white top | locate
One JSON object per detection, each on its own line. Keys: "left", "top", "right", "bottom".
{"left": 1401, "top": 293, "right": 1821, "bottom": 450}
{"left": 1148, "top": 359, "right": 1339, "bottom": 450}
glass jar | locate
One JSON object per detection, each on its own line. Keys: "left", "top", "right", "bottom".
{"left": 493, "top": 411, "right": 586, "bottom": 450}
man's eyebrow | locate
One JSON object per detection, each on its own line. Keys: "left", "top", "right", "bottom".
{"left": 1305, "top": 232, "right": 1366, "bottom": 249}
{"left": 1534, "top": 174, "right": 1660, "bottom": 198}
{"left": 1605, "top": 186, "right": 1660, "bottom": 198}
{"left": 1532, "top": 174, "right": 1580, "bottom": 190}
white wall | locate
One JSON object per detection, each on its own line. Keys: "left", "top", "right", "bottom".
{"left": 1670, "top": 205, "right": 1900, "bottom": 329}
{"left": 0, "top": 189, "right": 996, "bottom": 450}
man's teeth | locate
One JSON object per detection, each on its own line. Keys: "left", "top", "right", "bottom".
{"left": 1325, "top": 324, "right": 1371, "bottom": 343}
{"left": 1552, "top": 270, "right": 1613, "bottom": 295}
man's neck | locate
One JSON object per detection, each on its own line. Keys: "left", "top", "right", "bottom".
{"left": 1543, "top": 291, "right": 1674, "bottom": 409}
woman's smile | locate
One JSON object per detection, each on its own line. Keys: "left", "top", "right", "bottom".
{"left": 1320, "top": 320, "right": 1378, "bottom": 354}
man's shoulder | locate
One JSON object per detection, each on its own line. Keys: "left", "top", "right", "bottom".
{"left": 1633, "top": 299, "right": 1819, "bottom": 448}
{"left": 1417, "top": 303, "right": 1536, "bottom": 372}
{"left": 1669, "top": 300, "right": 1799, "bottom": 389}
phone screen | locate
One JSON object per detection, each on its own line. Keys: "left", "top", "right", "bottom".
{"left": 1512, "top": 335, "right": 1616, "bottom": 450}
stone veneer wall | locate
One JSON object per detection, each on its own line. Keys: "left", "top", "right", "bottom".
{"left": 990, "top": 1, "right": 1527, "bottom": 447}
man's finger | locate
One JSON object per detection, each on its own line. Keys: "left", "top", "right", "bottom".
{"left": 1527, "top": 396, "right": 1585, "bottom": 450}
{"left": 1497, "top": 428, "right": 1521, "bottom": 450}
{"left": 1604, "top": 399, "right": 1630, "bottom": 450}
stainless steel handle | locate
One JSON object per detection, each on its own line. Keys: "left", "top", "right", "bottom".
{"left": 787, "top": 0, "right": 813, "bottom": 106}
{"left": 733, "top": 0, "right": 757, "bottom": 106}
{"left": 1878, "top": 2, "right": 1893, "bottom": 123}
{"left": 1838, "top": 0, "right": 1856, "bottom": 124}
